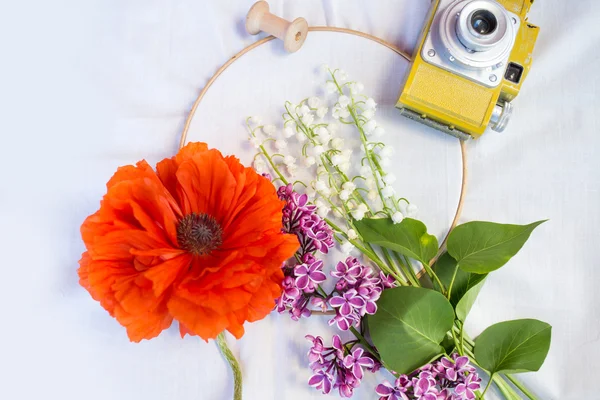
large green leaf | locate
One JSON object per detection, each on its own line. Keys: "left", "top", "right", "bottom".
{"left": 354, "top": 218, "right": 438, "bottom": 265}
{"left": 447, "top": 220, "right": 546, "bottom": 274}
{"left": 455, "top": 278, "right": 486, "bottom": 321}
{"left": 474, "top": 319, "right": 552, "bottom": 374}
{"left": 367, "top": 287, "right": 455, "bottom": 374}
{"left": 433, "top": 252, "right": 487, "bottom": 321}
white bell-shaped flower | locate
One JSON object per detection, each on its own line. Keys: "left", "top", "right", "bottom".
{"left": 381, "top": 186, "right": 395, "bottom": 198}
{"left": 316, "top": 107, "right": 328, "bottom": 119}
{"left": 392, "top": 211, "right": 405, "bottom": 224}
{"left": 308, "top": 97, "right": 321, "bottom": 108}
{"left": 347, "top": 229, "right": 359, "bottom": 240}
{"left": 363, "top": 120, "right": 377, "bottom": 134}
{"left": 262, "top": 124, "right": 276, "bottom": 136}
{"left": 283, "top": 126, "right": 295, "bottom": 138}
{"left": 365, "top": 98, "right": 377, "bottom": 110}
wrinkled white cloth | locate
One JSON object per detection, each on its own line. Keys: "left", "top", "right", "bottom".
{"left": 0, "top": 1, "right": 598, "bottom": 399}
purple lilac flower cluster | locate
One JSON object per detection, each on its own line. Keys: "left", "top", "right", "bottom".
{"left": 307, "top": 334, "right": 381, "bottom": 398}
{"left": 278, "top": 184, "right": 335, "bottom": 254}
{"left": 275, "top": 184, "right": 334, "bottom": 320}
{"left": 328, "top": 257, "right": 396, "bottom": 331}
{"left": 375, "top": 354, "right": 481, "bottom": 400}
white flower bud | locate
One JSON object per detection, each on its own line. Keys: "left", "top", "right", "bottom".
{"left": 339, "top": 108, "right": 350, "bottom": 119}
{"left": 339, "top": 162, "right": 351, "bottom": 173}
{"left": 286, "top": 164, "right": 297, "bottom": 176}
{"left": 321, "top": 63, "right": 330, "bottom": 73}
{"left": 315, "top": 181, "right": 328, "bottom": 192}
{"left": 367, "top": 190, "right": 378, "bottom": 200}
{"left": 316, "top": 107, "right": 328, "bottom": 119}
{"left": 328, "top": 123, "right": 340, "bottom": 134}
{"left": 351, "top": 209, "right": 366, "bottom": 221}
{"left": 341, "top": 241, "right": 355, "bottom": 254}
{"left": 283, "top": 126, "right": 295, "bottom": 138}
{"left": 262, "top": 124, "right": 276, "bottom": 136}
{"left": 308, "top": 97, "right": 321, "bottom": 108}
{"left": 342, "top": 181, "right": 356, "bottom": 192}
{"left": 347, "top": 229, "right": 358, "bottom": 240}
{"left": 296, "top": 132, "right": 307, "bottom": 142}
{"left": 380, "top": 146, "right": 395, "bottom": 158}
{"left": 351, "top": 203, "right": 368, "bottom": 221}
{"left": 331, "top": 137, "right": 344, "bottom": 150}
{"left": 366, "top": 178, "right": 376, "bottom": 189}
{"left": 301, "top": 113, "right": 314, "bottom": 125}
{"left": 373, "top": 126, "right": 385, "bottom": 137}
{"left": 406, "top": 204, "right": 418, "bottom": 217}
{"left": 298, "top": 105, "right": 310, "bottom": 116}
{"left": 338, "top": 95, "right": 350, "bottom": 108}
{"left": 275, "top": 139, "right": 287, "bottom": 150}
{"left": 362, "top": 109, "right": 375, "bottom": 121}
{"left": 363, "top": 120, "right": 377, "bottom": 134}
{"left": 249, "top": 136, "right": 262, "bottom": 149}
{"left": 316, "top": 128, "right": 331, "bottom": 145}
{"left": 315, "top": 199, "right": 327, "bottom": 209}
{"left": 250, "top": 115, "right": 263, "bottom": 124}
{"left": 313, "top": 145, "right": 325, "bottom": 156}
{"left": 317, "top": 206, "right": 330, "bottom": 218}
{"left": 332, "top": 106, "right": 341, "bottom": 119}
{"left": 392, "top": 211, "right": 405, "bottom": 224}
{"left": 336, "top": 70, "right": 348, "bottom": 82}
{"left": 349, "top": 82, "right": 364, "bottom": 95}
{"left": 331, "top": 154, "right": 344, "bottom": 166}
{"left": 283, "top": 155, "right": 296, "bottom": 166}
{"left": 339, "top": 189, "right": 351, "bottom": 201}
{"left": 304, "top": 156, "right": 316, "bottom": 167}
{"left": 383, "top": 173, "right": 397, "bottom": 185}
{"left": 381, "top": 186, "right": 395, "bottom": 198}
{"left": 365, "top": 98, "right": 377, "bottom": 110}
{"left": 253, "top": 158, "right": 266, "bottom": 173}
{"left": 325, "top": 81, "right": 337, "bottom": 93}
{"left": 341, "top": 149, "right": 353, "bottom": 160}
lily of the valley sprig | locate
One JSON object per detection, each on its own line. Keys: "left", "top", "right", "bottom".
{"left": 248, "top": 67, "right": 551, "bottom": 400}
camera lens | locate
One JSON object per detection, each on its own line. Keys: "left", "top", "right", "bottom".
{"left": 470, "top": 10, "right": 498, "bottom": 35}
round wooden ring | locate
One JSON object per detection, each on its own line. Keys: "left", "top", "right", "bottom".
{"left": 178, "top": 27, "right": 468, "bottom": 280}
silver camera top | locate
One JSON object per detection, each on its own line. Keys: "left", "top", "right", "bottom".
{"left": 422, "top": 0, "right": 520, "bottom": 88}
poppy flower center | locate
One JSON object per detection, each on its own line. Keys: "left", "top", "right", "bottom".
{"left": 176, "top": 213, "right": 223, "bottom": 255}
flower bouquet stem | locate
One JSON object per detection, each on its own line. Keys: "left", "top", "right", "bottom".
{"left": 217, "top": 332, "right": 243, "bottom": 400}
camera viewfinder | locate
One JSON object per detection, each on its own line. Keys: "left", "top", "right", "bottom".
{"left": 505, "top": 62, "right": 524, "bottom": 83}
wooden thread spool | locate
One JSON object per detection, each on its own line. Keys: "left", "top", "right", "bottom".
{"left": 246, "top": 1, "right": 308, "bottom": 53}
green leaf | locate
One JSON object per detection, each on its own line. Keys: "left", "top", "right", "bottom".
{"left": 447, "top": 220, "right": 546, "bottom": 274}
{"left": 455, "top": 277, "right": 486, "bottom": 321}
{"left": 367, "top": 286, "right": 455, "bottom": 374}
{"left": 354, "top": 218, "right": 438, "bottom": 265}
{"left": 433, "top": 252, "right": 487, "bottom": 320}
{"left": 474, "top": 319, "right": 552, "bottom": 374}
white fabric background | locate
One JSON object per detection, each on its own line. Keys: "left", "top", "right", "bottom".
{"left": 1, "top": 1, "right": 598, "bottom": 399}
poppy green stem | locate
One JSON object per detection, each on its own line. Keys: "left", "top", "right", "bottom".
{"left": 216, "top": 332, "right": 242, "bottom": 400}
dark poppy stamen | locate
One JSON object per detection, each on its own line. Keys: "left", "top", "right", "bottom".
{"left": 176, "top": 213, "right": 223, "bottom": 255}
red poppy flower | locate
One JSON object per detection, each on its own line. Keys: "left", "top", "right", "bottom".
{"left": 78, "top": 142, "right": 299, "bottom": 341}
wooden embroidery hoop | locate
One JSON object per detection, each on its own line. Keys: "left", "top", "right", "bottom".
{"left": 178, "top": 26, "right": 468, "bottom": 286}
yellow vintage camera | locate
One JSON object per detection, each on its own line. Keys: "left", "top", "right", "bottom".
{"left": 397, "top": 0, "right": 539, "bottom": 139}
